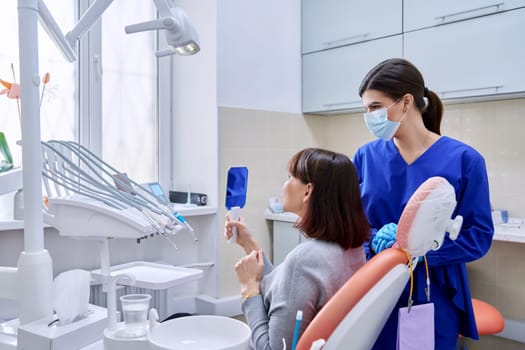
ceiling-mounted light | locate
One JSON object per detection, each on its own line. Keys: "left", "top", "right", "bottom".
{"left": 37, "top": 0, "right": 199, "bottom": 61}
{"left": 125, "top": 0, "right": 200, "bottom": 58}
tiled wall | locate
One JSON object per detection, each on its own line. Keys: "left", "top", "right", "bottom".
{"left": 218, "top": 98, "right": 525, "bottom": 348}
{"left": 218, "top": 107, "right": 328, "bottom": 296}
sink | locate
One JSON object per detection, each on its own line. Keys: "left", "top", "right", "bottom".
{"left": 148, "top": 315, "right": 251, "bottom": 350}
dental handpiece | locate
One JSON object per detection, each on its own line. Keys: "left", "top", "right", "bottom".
{"left": 173, "top": 211, "right": 197, "bottom": 241}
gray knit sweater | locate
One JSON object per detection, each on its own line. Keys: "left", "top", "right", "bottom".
{"left": 241, "top": 238, "right": 366, "bottom": 350}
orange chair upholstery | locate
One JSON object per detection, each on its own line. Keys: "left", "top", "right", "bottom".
{"left": 296, "top": 248, "right": 409, "bottom": 350}
{"left": 471, "top": 298, "right": 505, "bottom": 335}
{"left": 458, "top": 298, "right": 504, "bottom": 349}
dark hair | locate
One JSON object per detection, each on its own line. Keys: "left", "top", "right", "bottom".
{"left": 287, "top": 148, "right": 370, "bottom": 249}
{"left": 358, "top": 58, "right": 443, "bottom": 135}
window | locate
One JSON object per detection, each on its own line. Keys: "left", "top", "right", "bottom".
{"left": 101, "top": 1, "right": 158, "bottom": 184}
{"left": 0, "top": 1, "right": 76, "bottom": 167}
{"left": 0, "top": 1, "right": 163, "bottom": 184}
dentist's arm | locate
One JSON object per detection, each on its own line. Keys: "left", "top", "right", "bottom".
{"left": 426, "top": 156, "right": 493, "bottom": 266}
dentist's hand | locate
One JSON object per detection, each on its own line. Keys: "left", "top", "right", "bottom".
{"left": 224, "top": 213, "right": 261, "bottom": 254}
{"left": 371, "top": 223, "right": 397, "bottom": 254}
{"left": 235, "top": 249, "right": 264, "bottom": 298}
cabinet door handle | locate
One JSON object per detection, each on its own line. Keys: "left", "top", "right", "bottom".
{"left": 323, "top": 33, "right": 370, "bottom": 48}
{"left": 323, "top": 100, "right": 361, "bottom": 108}
{"left": 434, "top": 3, "right": 504, "bottom": 22}
{"left": 439, "top": 85, "right": 504, "bottom": 96}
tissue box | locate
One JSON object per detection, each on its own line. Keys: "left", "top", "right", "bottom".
{"left": 17, "top": 304, "right": 107, "bottom": 350}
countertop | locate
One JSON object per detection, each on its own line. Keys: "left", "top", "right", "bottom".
{"left": 264, "top": 210, "right": 298, "bottom": 223}
{"left": 494, "top": 222, "right": 525, "bottom": 244}
{"left": 264, "top": 210, "right": 525, "bottom": 244}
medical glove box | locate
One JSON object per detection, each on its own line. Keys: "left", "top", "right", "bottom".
{"left": 17, "top": 304, "right": 107, "bottom": 350}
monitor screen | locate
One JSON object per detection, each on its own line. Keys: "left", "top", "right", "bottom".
{"left": 147, "top": 182, "right": 169, "bottom": 205}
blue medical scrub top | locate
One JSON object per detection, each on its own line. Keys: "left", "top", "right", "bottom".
{"left": 354, "top": 136, "right": 494, "bottom": 349}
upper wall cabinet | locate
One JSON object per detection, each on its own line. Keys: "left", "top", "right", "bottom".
{"left": 302, "top": 1, "right": 525, "bottom": 114}
{"left": 303, "top": 35, "right": 403, "bottom": 113}
{"left": 404, "top": 0, "right": 525, "bottom": 31}
{"left": 404, "top": 8, "right": 525, "bottom": 101}
{"left": 302, "top": 0, "right": 402, "bottom": 54}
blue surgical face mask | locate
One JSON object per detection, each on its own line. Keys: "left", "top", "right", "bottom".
{"left": 363, "top": 100, "right": 403, "bottom": 140}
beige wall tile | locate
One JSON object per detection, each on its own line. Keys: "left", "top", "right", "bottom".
{"left": 441, "top": 107, "right": 463, "bottom": 139}
{"left": 218, "top": 107, "right": 326, "bottom": 296}
{"left": 324, "top": 113, "right": 374, "bottom": 157}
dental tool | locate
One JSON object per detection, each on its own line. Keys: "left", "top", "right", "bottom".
{"left": 41, "top": 140, "right": 196, "bottom": 240}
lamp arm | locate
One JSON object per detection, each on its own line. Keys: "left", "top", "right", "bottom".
{"left": 37, "top": 0, "right": 76, "bottom": 62}
{"left": 155, "top": 47, "right": 177, "bottom": 58}
{"left": 125, "top": 17, "right": 180, "bottom": 34}
{"left": 153, "top": 0, "right": 172, "bottom": 16}
{"left": 38, "top": 0, "right": 198, "bottom": 62}
{"left": 65, "top": 0, "right": 114, "bottom": 52}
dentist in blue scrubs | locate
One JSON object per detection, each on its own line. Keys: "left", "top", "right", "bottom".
{"left": 353, "top": 58, "right": 494, "bottom": 349}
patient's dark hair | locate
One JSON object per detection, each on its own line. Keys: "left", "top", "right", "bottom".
{"left": 359, "top": 58, "right": 443, "bottom": 135}
{"left": 288, "top": 148, "right": 370, "bottom": 249}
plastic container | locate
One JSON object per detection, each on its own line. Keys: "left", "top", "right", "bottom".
{"left": 120, "top": 294, "right": 151, "bottom": 337}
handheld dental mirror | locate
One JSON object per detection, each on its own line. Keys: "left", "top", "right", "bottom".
{"left": 225, "top": 166, "right": 248, "bottom": 244}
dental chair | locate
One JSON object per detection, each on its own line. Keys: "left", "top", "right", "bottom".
{"left": 469, "top": 298, "right": 504, "bottom": 336}
{"left": 296, "top": 247, "right": 410, "bottom": 350}
{"left": 296, "top": 176, "right": 464, "bottom": 350}
{"left": 457, "top": 298, "right": 505, "bottom": 349}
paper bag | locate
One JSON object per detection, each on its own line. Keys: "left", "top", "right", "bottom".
{"left": 397, "top": 303, "right": 434, "bottom": 350}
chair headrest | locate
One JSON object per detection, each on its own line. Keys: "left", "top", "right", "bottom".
{"left": 396, "top": 176, "right": 462, "bottom": 256}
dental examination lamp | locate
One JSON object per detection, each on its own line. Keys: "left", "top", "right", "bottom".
{"left": 125, "top": 0, "right": 200, "bottom": 57}
{"left": 38, "top": 0, "right": 200, "bottom": 62}
{"left": 0, "top": 0, "right": 199, "bottom": 345}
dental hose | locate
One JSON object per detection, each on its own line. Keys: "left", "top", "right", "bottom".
{"left": 172, "top": 211, "right": 197, "bottom": 241}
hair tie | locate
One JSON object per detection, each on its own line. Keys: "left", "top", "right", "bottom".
{"left": 423, "top": 87, "right": 429, "bottom": 97}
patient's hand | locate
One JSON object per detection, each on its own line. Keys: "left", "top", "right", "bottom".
{"left": 224, "top": 214, "right": 261, "bottom": 254}
{"left": 235, "top": 249, "right": 264, "bottom": 296}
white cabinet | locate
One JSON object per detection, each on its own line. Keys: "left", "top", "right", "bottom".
{"left": 404, "top": 8, "right": 525, "bottom": 101}
{"left": 272, "top": 221, "right": 304, "bottom": 265}
{"left": 302, "top": 2, "right": 525, "bottom": 114}
{"left": 302, "top": 35, "right": 403, "bottom": 113}
{"left": 265, "top": 212, "right": 304, "bottom": 265}
{"left": 404, "top": 0, "right": 525, "bottom": 31}
{"left": 302, "top": 0, "right": 402, "bottom": 54}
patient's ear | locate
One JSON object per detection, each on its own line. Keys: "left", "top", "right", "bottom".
{"left": 303, "top": 183, "right": 313, "bottom": 202}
